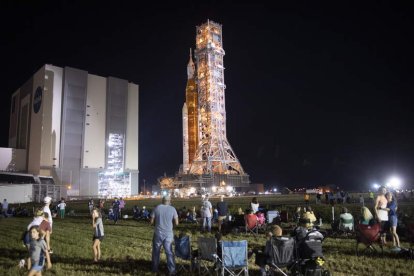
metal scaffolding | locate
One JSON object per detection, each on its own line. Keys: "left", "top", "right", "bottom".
{"left": 189, "top": 20, "right": 245, "bottom": 175}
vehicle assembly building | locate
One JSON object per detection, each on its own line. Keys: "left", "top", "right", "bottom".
{"left": 163, "top": 20, "right": 250, "bottom": 195}
{"left": 4, "top": 64, "right": 139, "bottom": 198}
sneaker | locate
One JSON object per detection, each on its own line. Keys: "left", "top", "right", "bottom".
{"left": 391, "top": 247, "right": 401, "bottom": 252}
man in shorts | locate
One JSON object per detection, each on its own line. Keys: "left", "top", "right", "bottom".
{"left": 216, "top": 195, "right": 228, "bottom": 232}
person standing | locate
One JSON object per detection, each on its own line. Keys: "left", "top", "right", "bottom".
{"left": 201, "top": 195, "right": 213, "bottom": 232}
{"left": 2, "top": 199, "right": 9, "bottom": 218}
{"left": 57, "top": 199, "right": 66, "bottom": 219}
{"left": 216, "top": 196, "right": 228, "bottom": 232}
{"left": 150, "top": 196, "right": 178, "bottom": 275}
{"left": 359, "top": 194, "right": 365, "bottom": 206}
{"left": 112, "top": 198, "right": 120, "bottom": 224}
{"left": 385, "top": 192, "right": 400, "bottom": 251}
{"left": 119, "top": 197, "right": 125, "bottom": 217}
{"left": 304, "top": 193, "right": 310, "bottom": 206}
{"left": 27, "top": 225, "right": 52, "bottom": 276}
{"left": 42, "top": 197, "right": 53, "bottom": 230}
{"left": 92, "top": 208, "right": 104, "bottom": 262}
{"left": 374, "top": 186, "right": 388, "bottom": 245}
{"left": 369, "top": 191, "right": 374, "bottom": 203}
{"left": 88, "top": 199, "right": 94, "bottom": 214}
{"left": 250, "top": 197, "right": 259, "bottom": 213}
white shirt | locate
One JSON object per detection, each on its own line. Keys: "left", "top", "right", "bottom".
{"left": 251, "top": 203, "right": 259, "bottom": 213}
{"left": 201, "top": 200, "right": 212, "bottom": 218}
{"left": 57, "top": 203, "right": 66, "bottom": 210}
{"left": 27, "top": 216, "right": 44, "bottom": 230}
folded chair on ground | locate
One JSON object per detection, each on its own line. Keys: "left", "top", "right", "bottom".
{"left": 355, "top": 223, "right": 383, "bottom": 256}
{"left": 174, "top": 234, "right": 193, "bottom": 273}
{"left": 197, "top": 237, "right": 217, "bottom": 275}
{"left": 214, "top": 240, "right": 249, "bottom": 276}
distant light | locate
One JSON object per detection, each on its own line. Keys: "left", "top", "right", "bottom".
{"left": 273, "top": 188, "right": 277, "bottom": 192}
{"left": 226, "top": 186, "right": 233, "bottom": 192}
{"left": 212, "top": 186, "right": 217, "bottom": 192}
{"left": 372, "top": 183, "right": 380, "bottom": 190}
{"left": 387, "top": 176, "right": 402, "bottom": 189}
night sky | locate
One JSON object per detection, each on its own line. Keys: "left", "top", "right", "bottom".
{"left": 1, "top": 1, "right": 413, "bottom": 190}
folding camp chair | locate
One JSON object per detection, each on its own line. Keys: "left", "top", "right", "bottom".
{"left": 355, "top": 223, "right": 383, "bottom": 256}
{"left": 197, "top": 237, "right": 217, "bottom": 275}
{"left": 174, "top": 235, "right": 193, "bottom": 273}
{"left": 268, "top": 237, "right": 296, "bottom": 276}
{"left": 214, "top": 240, "right": 249, "bottom": 276}
{"left": 266, "top": 210, "right": 280, "bottom": 224}
{"left": 295, "top": 230, "right": 330, "bottom": 276}
{"left": 245, "top": 214, "right": 258, "bottom": 236}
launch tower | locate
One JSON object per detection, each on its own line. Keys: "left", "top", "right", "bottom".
{"left": 164, "top": 20, "right": 250, "bottom": 194}
{"left": 189, "top": 20, "right": 245, "bottom": 175}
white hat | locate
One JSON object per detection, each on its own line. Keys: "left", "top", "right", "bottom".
{"left": 44, "top": 196, "right": 52, "bottom": 203}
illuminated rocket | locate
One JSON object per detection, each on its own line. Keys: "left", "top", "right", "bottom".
{"left": 182, "top": 49, "right": 198, "bottom": 172}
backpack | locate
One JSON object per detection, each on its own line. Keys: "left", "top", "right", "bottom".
{"left": 21, "top": 230, "right": 30, "bottom": 245}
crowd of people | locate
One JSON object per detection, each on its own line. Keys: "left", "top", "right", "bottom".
{"left": 9, "top": 186, "right": 414, "bottom": 275}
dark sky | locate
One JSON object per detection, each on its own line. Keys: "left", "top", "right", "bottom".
{"left": 1, "top": 1, "right": 413, "bottom": 190}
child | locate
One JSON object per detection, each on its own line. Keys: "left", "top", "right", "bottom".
{"left": 57, "top": 199, "right": 66, "bottom": 219}
{"left": 27, "top": 225, "right": 52, "bottom": 276}
{"left": 92, "top": 209, "right": 104, "bottom": 262}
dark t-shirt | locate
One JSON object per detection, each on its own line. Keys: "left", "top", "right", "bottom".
{"left": 216, "top": 201, "right": 228, "bottom": 216}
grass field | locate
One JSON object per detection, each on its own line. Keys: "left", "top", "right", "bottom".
{"left": 1, "top": 194, "right": 414, "bottom": 275}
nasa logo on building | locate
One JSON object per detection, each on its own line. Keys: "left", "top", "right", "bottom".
{"left": 33, "top": 86, "right": 43, "bottom": 113}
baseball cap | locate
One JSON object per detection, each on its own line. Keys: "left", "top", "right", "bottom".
{"left": 43, "top": 196, "right": 52, "bottom": 203}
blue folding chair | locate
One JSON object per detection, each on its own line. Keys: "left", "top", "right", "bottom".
{"left": 174, "top": 235, "right": 193, "bottom": 273}
{"left": 215, "top": 240, "right": 248, "bottom": 276}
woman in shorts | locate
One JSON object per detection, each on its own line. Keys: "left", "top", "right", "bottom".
{"left": 92, "top": 208, "right": 104, "bottom": 262}
{"left": 385, "top": 192, "right": 400, "bottom": 250}
{"left": 28, "top": 225, "right": 52, "bottom": 276}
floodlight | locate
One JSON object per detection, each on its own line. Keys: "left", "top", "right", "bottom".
{"left": 226, "top": 185, "right": 233, "bottom": 192}
{"left": 387, "top": 176, "right": 402, "bottom": 189}
{"left": 212, "top": 185, "right": 217, "bottom": 192}
{"left": 372, "top": 183, "right": 380, "bottom": 190}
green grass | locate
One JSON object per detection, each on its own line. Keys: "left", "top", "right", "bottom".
{"left": 2, "top": 195, "right": 414, "bottom": 275}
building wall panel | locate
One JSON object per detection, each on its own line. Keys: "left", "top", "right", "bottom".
{"left": 28, "top": 66, "right": 46, "bottom": 175}
{"left": 83, "top": 75, "right": 106, "bottom": 169}
{"left": 60, "top": 67, "right": 88, "bottom": 194}
{"left": 45, "top": 65, "right": 63, "bottom": 168}
{"left": 125, "top": 83, "right": 139, "bottom": 171}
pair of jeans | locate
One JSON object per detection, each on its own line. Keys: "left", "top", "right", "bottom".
{"left": 203, "top": 217, "right": 212, "bottom": 232}
{"left": 152, "top": 233, "right": 175, "bottom": 274}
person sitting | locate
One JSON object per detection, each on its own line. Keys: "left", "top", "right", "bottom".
{"left": 255, "top": 225, "right": 285, "bottom": 276}
{"left": 360, "top": 206, "right": 375, "bottom": 225}
{"left": 186, "top": 206, "right": 197, "bottom": 223}
{"left": 339, "top": 207, "right": 354, "bottom": 232}
{"left": 140, "top": 206, "right": 150, "bottom": 220}
{"left": 294, "top": 206, "right": 302, "bottom": 225}
{"left": 245, "top": 209, "right": 258, "bottom": 233}
{"left": 302, "top": 207, "right": 317, "bottom": 229}
{"left": 133, "top": 205, "right": 140, "bottom": 219}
